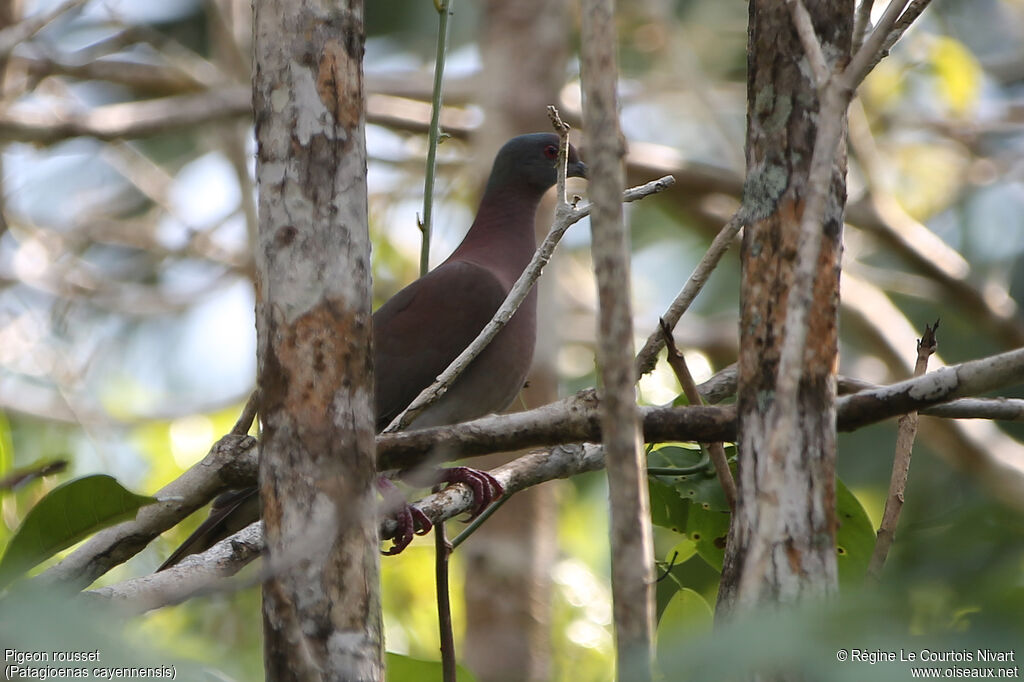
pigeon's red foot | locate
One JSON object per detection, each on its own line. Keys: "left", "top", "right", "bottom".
{"left": 378, "top": 477, "right": 432, "bottom": 555}
{"left": 378, "top": 468, "right": 504, "bottom": 555}
{"left": 438, "top": 466, "right": 505, "bottom": 519}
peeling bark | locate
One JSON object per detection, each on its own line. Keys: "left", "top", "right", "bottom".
{"left": 718, "top": 1, "right": 852, "bottom": 618}
{"left": 253, "top": 1, "right": 381, "bottom": 679}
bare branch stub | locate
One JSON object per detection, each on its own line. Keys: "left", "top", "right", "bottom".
{"left": 659, "top": 319, "right": 737, "bottom": 511}
{"left": 547, "top": 104, "right": 570, "bottom": 135}
{"left": 868, "top": 318, "right": 940, "bottom": 579}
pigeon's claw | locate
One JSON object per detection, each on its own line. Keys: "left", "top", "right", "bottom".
{"left": 439, "top": 466, "right": 505, "bottom": 519}
{"left": 378, "top": 477, "right": 432, "bottom": 555}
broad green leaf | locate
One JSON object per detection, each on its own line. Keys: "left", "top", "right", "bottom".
{"left": 655, "top": 539, "right": 700, "bottom": 620}
{"left": 685, "top": 504, "right": 730, "bottom": 572}
{"left": 665, "top": 538, "right": 697, "bottom": 568}
{"left": 649, "top": 476, "right": 690, "bottom": 534}
{"left": 835, "top": 478, "right": 876, "bottom": 586}
{"left": 656, "top": 587, "right": 713, "bottom": 671}
{"left": 386, "top": 652, "right": 477, "bottom": 682}
{"left": 649, "top": 445, "right": 731, "bottom": 512}
{"left": 0, "top": 474, "right": 157, "bottom": 588}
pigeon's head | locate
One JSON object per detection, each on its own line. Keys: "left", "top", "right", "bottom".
{"left": 485, "top": 133, "right": 586, "bottom": 196}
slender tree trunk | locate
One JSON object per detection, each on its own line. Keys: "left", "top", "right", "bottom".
{"left": 253, "top": 1, "right": 381, "bottom": 680}
{"left": 462, "top": 3, "right": 567, "bottom": 680}
{"left": 717, "top": 0, "right": 852, "bottom": 619}
{"left": 581, "top": 0, "right": 655, "bottom": 679}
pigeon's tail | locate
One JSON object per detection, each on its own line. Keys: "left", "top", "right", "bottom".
{"left": 157, "top": 487, "right": 260, "bottom": 571}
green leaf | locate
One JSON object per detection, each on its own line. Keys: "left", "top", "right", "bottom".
{"left": 655, "top": 539, "right": 699, "bottom": 619}
{"left": 835, "top": 479, "right": 876, "bottom": 586}
{"left": 386, "top": 652, "right": 477, "bottom": 682}
{"left": 685, "top": 504, "right": 730, "bottom": 572}
{"left": 665, "top": 538, "right": 697, "bottom": 568}
{"left": 656, "top": 587, "right": 713, "bottom": 671}
{"left": 649, "top": 445, "right": 731, "bottom": 512}
{"left": 649, "top": 476, "right": 690, "bottom": 534}
{"left": 0, "top": 474, "right": 157, "bottom": 588}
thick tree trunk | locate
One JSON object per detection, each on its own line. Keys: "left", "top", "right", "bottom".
{"left": 461, "top": 3, "right": 567, "bottom": 681}
{"left": 253, "top": 1, "right": 381, "bottom": 680}
{"left": 717, "top": 0, "right": 852, "bottom": 616}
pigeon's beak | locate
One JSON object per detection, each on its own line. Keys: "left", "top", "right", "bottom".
{"left": 568, "top": 160, "right": 587, "bottom": 179}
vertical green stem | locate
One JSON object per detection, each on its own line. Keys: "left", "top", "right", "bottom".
{"left": 423, "top": 3, "right": 457, "bottom": 680}
{"left": 419, "top": 0, "right": 454, "bottom": 275}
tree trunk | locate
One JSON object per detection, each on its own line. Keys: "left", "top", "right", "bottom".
{"left": 461, "top": 3, "right": 567, "bottom": 680}
{"left": 581, "top": 0, "right": 655, "bottom": 679}
{"left": 717, "top": 0, "right": 852, "bottom": 616}
{"left": 253, "top": 1, "right": 381, "bottom": 680}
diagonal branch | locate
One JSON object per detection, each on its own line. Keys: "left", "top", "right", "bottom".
{"left": 852, "top": 0, "right": 876, "bottom": 53}
{"left": 868, "top": 320, "right": 938, "bottom": 579}
{"left": 843, "top": 0, "right": 912, "bottom": 88}
{"left": 0, "top": 0, "right": 88, "bottom": 59}
{"left": 786, "top": 0, "right": 830, "bottom": 88}
{"left": 635, "top": 210, "right": 744, "bottom": 377}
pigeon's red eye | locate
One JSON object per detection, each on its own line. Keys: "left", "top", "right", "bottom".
{"left": 544, "top": 144, "right": 558, "bottom": 159}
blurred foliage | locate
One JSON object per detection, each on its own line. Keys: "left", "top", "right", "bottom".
{"left": 0, "top": 0, "right": 1021, "bottom": 680}
{"left": 0, "top": 474, "right": 155, "bottom": 588}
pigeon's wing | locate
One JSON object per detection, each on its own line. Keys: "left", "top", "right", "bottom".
{"left": 157, "top": 487, "right": 259, "bottom": 571}
{"left": 373, "top": 259, "right": 506, "bottom": 431}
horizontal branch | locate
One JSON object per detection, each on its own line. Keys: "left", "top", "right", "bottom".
{"left": 378, "top": 390, "right": 735, "bottom": 469}
{"left": 41, "top": 348, "right": 1024, "bottom": 591}
{"left": 838, "top": 376, "right": 1024, "bottom": 421}
{"left": 837, "top": 347, "right": 1024, "bottom": 431}
{"left": 11, "top": 55, "right": 207, "bottom": 95}
{"left": 89, "top": 345, "right": 1024, "bottom": 610}
{"left": 0, "top": 87, "right": 252, "bottom": 143}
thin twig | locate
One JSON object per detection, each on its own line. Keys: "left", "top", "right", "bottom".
{"left": 852, "top": 0, "right": 876, "bottom": 53}
{"left": 435, "top": 520, "right": 456, "bottom": 682}
{"left": 419, "top": 3, "right": 458, "bottom": 674}
{"left": 786, "top": 0, "right": 830, "bottom": 88}
{"left": 0, "top": 0, "right": 88, "bottom": 59}
{"left": 867, "top": 319, "right": 938, "bottom": 580}
{"left": 231, "top": 390, "right": 260, "bottom": 435}
{"left": 873, "top": 0, "right": 933, "bottom": 69}
{"left": 548, "top": 105, "right": 571, "bottom": 207}
{"left": 843, "top": 0, "right": 911, "bottom": 89}
{"left": 418, "top": 0, "right": 455, "bottom": 275}
{"left": 659, "top": 320, "right": 736, "bottom": 511}
{"left": 450, "top": 494, "right": 511, "bottom": 550}
{"left": 635, "top": 210, "right": 744, "bottom": 378}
